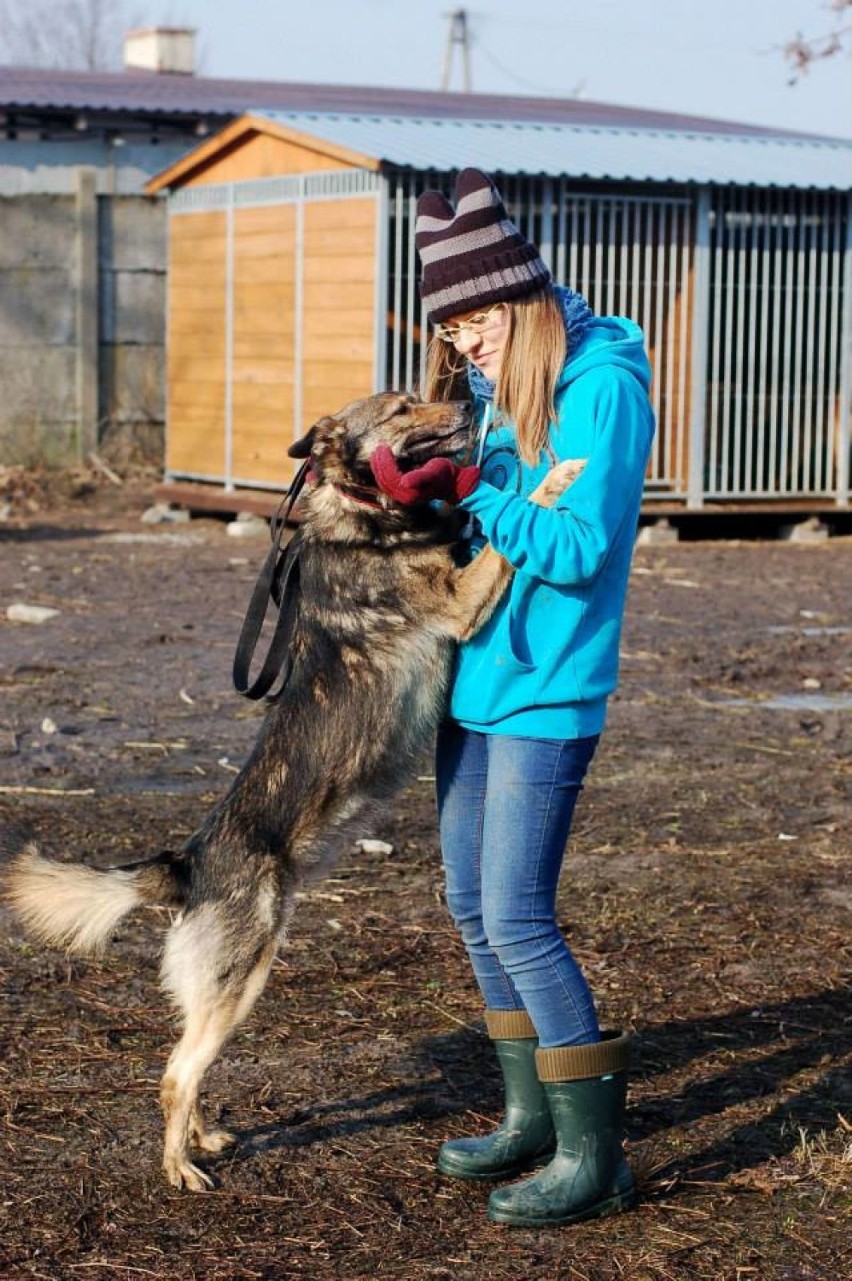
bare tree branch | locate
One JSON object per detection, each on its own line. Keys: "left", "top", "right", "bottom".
{"left": 0, "top": 0, "right": 129, "bottom": 71}
{"left": 784, "top": 0, "right": 851, "bottom": 81}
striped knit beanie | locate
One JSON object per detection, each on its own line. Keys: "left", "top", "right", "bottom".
{"left": 415, "top": 168, "right": 551, "bottom": 323}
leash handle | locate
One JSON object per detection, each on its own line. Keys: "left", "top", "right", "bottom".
{"left": 232, "top": 460, "right": 311, "bottom": 701}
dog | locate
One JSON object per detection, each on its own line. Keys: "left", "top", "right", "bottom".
{"left": 4, "top": 391, "right": 583, "bottom": 1191}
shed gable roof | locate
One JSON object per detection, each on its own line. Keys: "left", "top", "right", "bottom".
{"left": 148, "top": 110, "right": 852, "bottom": 194}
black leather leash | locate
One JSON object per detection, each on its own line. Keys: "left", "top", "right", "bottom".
{"left": 232, "top": 458, "right": 311, "bottom": 701}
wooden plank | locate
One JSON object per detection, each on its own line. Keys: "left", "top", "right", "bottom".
{"left": 154, "top": 481, "right": 284, "bottom": 516}
{"left": 181, "top": 133, "right": 355, "bottom": 186}
{"left": 169, "top": 289, "right": 227, "bottom": 314}
{"left": 230, "top": 363, "right": 297, "bottom": 387}
{"left": 303, "top": 198, "right": 377, "bottom": 232}
{"left": 169, "top": 211, "right": 227, "bottom": 239}
{"left": 167, "top": 434, "right": 225, "bottom": 474}
{"left": 166, "top": 381, "right": 222, "bottom": 407}
{"left": 299, "top": 226, "right": 380, "bottom": 256}
{"left": 302, "top": 255, "right": 375, "bottom": 284}
{"left": 303, "top": 281, "right": 374, "bottom": 312}
{"left": 232, "top": 336, "right": 294, "bottom": 360}
{"left": 166, "top": 338, "right": 224, "bottom": 363}
{"left": 232, "top": 283, "right": 296, "bottom": 312}
{"left": 228, "top": 382, "right": 296, "bottom": 411}
{"left": 148, "top": 113, "right": 377, "bottom": 193}
{"left": 233, "top": 256, "right": 296, "bottom": 286}
{"left": 233, "top": 205, "right": 296, "bottom": 235}
{"left": 301, "top": 335, "right": 376, "bottom": 362}
{"left": 168, "top": 316, "right": 230, "bottom": 341}
{"left": 231, "top": 414, "right": 295, "bottom": 439}
{"left": 168, "top": 235, "right": 229, "bottom": 263}
{"left": 302, "top": 314, "right": 375, "bottom": 342}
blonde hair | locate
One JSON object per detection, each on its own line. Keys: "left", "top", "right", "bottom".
{"left": 422, "top": 288, "right": 566, "bottom": 465}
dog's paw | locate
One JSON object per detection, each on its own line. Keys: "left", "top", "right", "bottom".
{"left": 164, "top": 1153, "right": 216, "bottom": 1192}
{"left": 531, "top": 457, "right": 587, "bottom": 506}
{"left": 194, "top": 1128, "right": 236, "bottom": 1154}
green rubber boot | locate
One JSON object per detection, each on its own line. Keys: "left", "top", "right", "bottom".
{"left": 437, "top": 1010, "right": 555, "bottom": 1181}
{"left": 487, "top": 1030, "right": 636, "bottom": 1226}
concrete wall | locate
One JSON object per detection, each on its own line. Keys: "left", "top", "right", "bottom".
{"left": 0, "top": 179, "right": 167, "bottom": 465}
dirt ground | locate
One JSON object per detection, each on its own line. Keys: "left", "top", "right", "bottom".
{"left": 0, "top": 471, "right": 850, "bottom": 1281}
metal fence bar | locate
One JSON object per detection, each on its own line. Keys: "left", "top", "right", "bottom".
{"left": 665, "top": 202, "right": 679, "bottom": 487}
{"left": 676, "top": 200, "right": 691, "bottom": 491}
{"left": 755, "top": 190, "right": 770, "bottom": 496}
{"left": 688, "top": 189, "right": 711, "bottom": 508}
{"left": 372, "top": 174, "right": 390, "bottom": 394}
{"left": 826, "top": 200, "right": 843, "bottom": 497}
{"left": 390, "top": 180, "right": 404, "bottom": 391}
{"left": 778, "top": 192, "right": 795, "bottom": 495}
{"left": 293, "top": 183, "right": 305, "bottom": 444}
{"left": 224, "top": 186, "right": 235, "bottom": 490}
{"left": 555, "top": 177, "right": 567, "bottom": 286}
{"left": 745, "top": 190, "right": 760, "bottom": 492}
{"left": 837, "top": 192, "right": 852, "bottom": 506}
{"left": 813, "top": 194, "right": 830, "bottom": 491}
{"left": 732, "top": 190, "right": 746, "bottom": 494}
{"left": 790, "top": 192, "right": 806, "bottom": 492}
{"left": 404, "top": 175, "right": 418, "bottom": 392}
{"left": 768, "top": 197, "right": 778, "bottom": 491}
{"left": 803, "top": 192, "right": 817, "bottom": 492}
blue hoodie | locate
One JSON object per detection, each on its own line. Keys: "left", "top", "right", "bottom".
{"left": 451, "top": 315, "right": 656, "bottom": 739}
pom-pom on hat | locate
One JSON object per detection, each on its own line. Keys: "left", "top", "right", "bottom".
{"left": 415, "top": 168, "right": 551, "bottom": 324}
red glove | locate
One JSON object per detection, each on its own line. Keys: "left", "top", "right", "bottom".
{"left": 370, "top": 445, "right": 480, "bottom": 505}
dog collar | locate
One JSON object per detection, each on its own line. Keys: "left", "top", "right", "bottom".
{"left": 330, "top": 480, "right": 388, "bottom": 510}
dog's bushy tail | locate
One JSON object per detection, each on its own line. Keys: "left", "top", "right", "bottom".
{"left": 4, "top": 842, "right": 184, "bottom": 955}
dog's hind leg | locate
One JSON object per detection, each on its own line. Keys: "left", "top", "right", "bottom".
{"left": 188, "top": 1100, "right": 236, "bottom": 1155}
{"left": 159, "top": 906, "right": 277, "bottom": 1190}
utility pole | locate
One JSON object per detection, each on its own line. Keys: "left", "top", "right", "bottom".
{"left": 441, "top": 8, "right": 472, "bottom": 92}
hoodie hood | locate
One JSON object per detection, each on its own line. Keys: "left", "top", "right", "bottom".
{"left": 559, "top": 315, "right": 652, "bottom": 394}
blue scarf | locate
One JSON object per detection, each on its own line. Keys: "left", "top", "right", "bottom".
{"left": 466, "top": 284, "right": 594, "bottom": 404}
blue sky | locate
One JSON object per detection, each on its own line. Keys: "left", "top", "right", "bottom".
{"left": 158, "top": 0, "right": 851, "bottom": 139}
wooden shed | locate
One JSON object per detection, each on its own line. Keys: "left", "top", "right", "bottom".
{"left": 147, "top": 110, "right": 852, "bottom": 513}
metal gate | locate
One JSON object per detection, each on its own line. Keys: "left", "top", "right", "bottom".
{"left": 382, "top": 171, "right": 695, "bottom": 497}
{"left": 702, "top": 188, "right": 849, "bottom": 502}
{"left": 381, "top": 171, "right": 851, "bottom": 507}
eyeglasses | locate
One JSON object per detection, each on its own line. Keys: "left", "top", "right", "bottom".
{"left": 433, "top": 304, "right": 506, "bottom": 344}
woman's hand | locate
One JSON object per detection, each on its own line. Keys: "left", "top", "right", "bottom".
{"left": 370, "top": 445, "right": 480, "bottom": 505}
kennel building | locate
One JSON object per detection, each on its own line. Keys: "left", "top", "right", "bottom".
{"left": 147, "top": 111, "right": 852, "bottom": 512}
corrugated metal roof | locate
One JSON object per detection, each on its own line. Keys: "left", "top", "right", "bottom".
{"left": 251, "top": 111, "right": 852, "bottom": 190}
{"left": 0, "top": 65, "right": 846, "bottom": 144}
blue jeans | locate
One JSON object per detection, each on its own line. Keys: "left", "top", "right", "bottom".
{"left": 435, "top": 722, "right": 601, "bottom": 1049}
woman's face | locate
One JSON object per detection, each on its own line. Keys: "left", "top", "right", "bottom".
{"left": 439, "top": 303, "right": 510, "bottom": 380}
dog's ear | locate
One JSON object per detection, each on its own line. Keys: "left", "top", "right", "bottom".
{"left": 288, "top": 417, "right": 336, "bottom": 459}
{"left": 288, "top": 428, "right": 314, "bottom": 459}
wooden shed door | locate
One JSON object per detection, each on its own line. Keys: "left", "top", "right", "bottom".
{"left": 165, "top": 172, "right": 380, "bottom": 491}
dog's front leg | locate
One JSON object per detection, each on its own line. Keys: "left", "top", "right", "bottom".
{"left": 441, "top": 457, "right": 587, "bottom": 643}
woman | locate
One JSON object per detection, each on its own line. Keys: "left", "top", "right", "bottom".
{"left": 374, "top": 169, "right": 655, "bottom": 1228}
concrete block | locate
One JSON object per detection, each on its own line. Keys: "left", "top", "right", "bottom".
{"left": 636, "top": 518, "right": 680, "bottom": 546}
{"left": 100, "top": 269, "right": 166, "bottom": 345}
{"left": 99, "top": 197, "right": 167, "bottom": 271}
{"left": 0, "top": 195, "right": 75, "bottom": 268}
{"left": 0, "top": 267, "right": 75, "bottom": 344}
{"left": 0, "top": 347, "right": 76, "bottom": 421}
{"left": 779, "top": 517, "right": 829, "bottom": 543}
{"left": 99, "top": 345, "right": 164, "bottom": 422}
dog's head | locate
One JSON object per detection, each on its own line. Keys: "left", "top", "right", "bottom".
{"left": 288, "top": 392, "right": 473, "bottom": 496}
